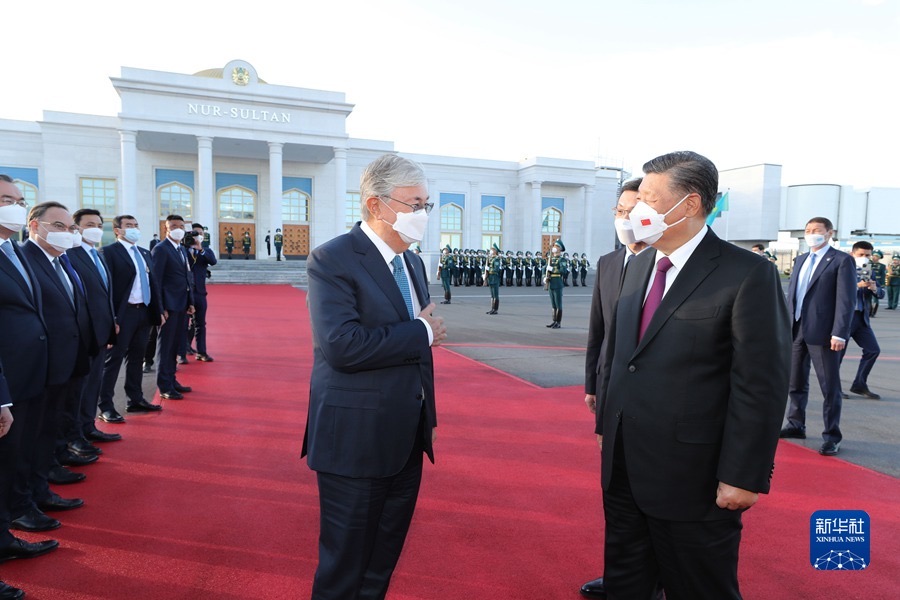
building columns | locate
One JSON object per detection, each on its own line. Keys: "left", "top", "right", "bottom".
{"left": 531, "top": 180, "right": 542, "bottom": 250}
{"left": 268, "top": 142, "right": 284, "bottom": 259}
{"left": 583, "top": 184, "right": 595, "bottom": 257}
{"left": 196, "top": 136, "right": 214, "bottom": 244}
{"left": 466, "top": 182, "right": 480, "bottom": 249}
{"left": 332, "top": 147, "right": 347, "bottom": 237}
{"left": 119, "top": 130, "right": 137, "bottom": 215}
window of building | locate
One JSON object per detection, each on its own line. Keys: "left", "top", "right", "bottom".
{"left": 482, "top": 234, "right": 501, "bottom": 250}
{"left": 80, "top": 178, "right": 116, "bottom": 214}
{"left": 440, "top": 203, "right": 463, "bottom": 250}
{"left": 346, "top": 192, "right": 361, "bottom": 229}
{"left": 483, "top": 205, "right": 502, "bottom": 232}
{"left": 158, "top": 182, "right": 193, "bottom": 219}
{"left": 218, "top": 185, "right": 255, "bottom": 220}
{"left": 13, "top": 180, "right": 38, "bottom": 205}
{"left": 440, "top": 233, "right": 462, "bottom": 250}
{"left": 542, "top": 207, "right": 562, "bottom": 234}
{"left": 283, "top": 189, "right": 310, "bottom": 223}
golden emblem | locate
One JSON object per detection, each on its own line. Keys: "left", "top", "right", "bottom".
{"left": 232, "top": 66, "right": 250, "bottom": 86}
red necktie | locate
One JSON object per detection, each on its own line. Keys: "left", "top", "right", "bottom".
{"left": 639, "top": 257, "right": 673, "bottom": 339}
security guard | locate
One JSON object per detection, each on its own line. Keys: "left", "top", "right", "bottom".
{"left": 545, "top": 239, "right": 565, "bottom": 328}
{"left": 437, "top": 245, "right": 454, "bottom": 304}
{"left": 274, "top": 228, "right": 284, "bottom": 261}
{"left": 484, "top": 243, "right": 502, "bottom": 314}
{"left": 870, "top": 249, "right": 887, "bottom": 317}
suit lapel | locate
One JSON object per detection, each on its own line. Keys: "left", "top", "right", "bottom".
{"left": 350, "top": 226, "right": 410, "bottom": 322}
{"left": 404, "top": 251, "right": 429, "bottom": 309}
{"left": 0, "top": 245, "right": 33, "bottom": 301}
{"left": 26, "top": 244, "right": 76, "bottom": 314}
{"left": 806, "top": 247, "right": 835, "bottom": 291}
{"left": 616, "top": 247, "right": 653, "bottom": 357}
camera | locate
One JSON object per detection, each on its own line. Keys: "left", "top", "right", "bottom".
{"left": 182, "top": 231, "right": 198, "bottom": 247}
{"left": 856, "top": 264, "right": 872, "bottom": 283}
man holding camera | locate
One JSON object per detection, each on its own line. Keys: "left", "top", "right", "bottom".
{"left": 185, "top": 224, "right": 216, "bottom": 362}
{"left": 842, "top": 241, "right": 884, "bottom": 400}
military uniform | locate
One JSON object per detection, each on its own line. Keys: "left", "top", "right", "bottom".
{"left": 504, "top": 251, "right": 514, "bottom": 286}
{"left": 202, "top": 228, "right": 211, "bottom": 250}
{"left": 484, "top": 244, "right": 502, "bottom": 314}
{"left": 534, "top": 251, "right": 546, "bottom": 289}
{"left": 569, "top": 254, "right": 580, "bottom": 287}
{"left": 274, "top": 229, "right": 284, "bottom": 261}
{"left": 579, "top": 252, "right": 589, "bottom": 286}
{"left": 474, "top": 250, "right": 485, "bottom": 287}
{"left": 225, "top": 231, "right": 234, "bottom": 259}
{"left": 545, "top": 240, "right": 565, "bottom": 328}
{"left": 560, "top": 252, "right": 570, "bottom": 286}
{"left": 452, "top": 249, "right": 462, "bottom": 287}
{"left": 869, "top": 250, "right": 887, "bottom": 317}
{"left": 524, "top": 251, "right": 534, "bottom": 286}
{"left": 886, "top": 256, "right": 900, "bottom": 310}
{"left": 437, "top": 245, "right": 455, "bottom": 304}
{"left": 242, "top": 233, "right": 252, "bottom": 259}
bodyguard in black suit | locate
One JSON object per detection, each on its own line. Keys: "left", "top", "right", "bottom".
{"left": 185, "top": 223, "right": 217, "bottom": 362}
{"left": 67, "top": 209, "right": 121, "bottom": 448}
{"left": 150, "top": 215, "right": 194, "bottom": 399}
{"left": 599, "top": 152, "right": 790, "bottom": 599}
{"left": 20, "top": 202, "right": 93, "bottom": 518}
{"left": 0, "top": 177, "right": 58, "bottom": 567}
{"left": 99, "top": 215, "right": 164, "bottom": 418}
{"left": 303, "top": 155, "right": 447, "bottom": 600}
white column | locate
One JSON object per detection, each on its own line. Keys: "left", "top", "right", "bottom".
{"left": 583, "top": 184, "right": 595, "bottom": 257}
{"left": 268, "top": 142, "right": 284, "bottom": 260}
{"left": 467, "top": 182, "right": 479, "bottom": 249}
{"left": 196, "top": 136, "right": 214, "bottom": 247}
{"left": 531, "top": 180, "right": 543, "bottom": 250}
{"left": 332, "top": 147, "right": 347, "bottom": 243}
{"left": 119, "top": 130, "right": 137, "bottom": 215}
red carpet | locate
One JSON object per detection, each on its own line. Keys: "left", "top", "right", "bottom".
{"left": 4, "top": 285, "right": 899, "bottom": 599}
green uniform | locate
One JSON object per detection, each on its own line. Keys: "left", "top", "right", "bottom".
{"left": 485, "top": 253, "right": 502, "bottom": 314}
{"left": 886, "top": 261, "right": 900, "bottom": 310}
{"left": 242, "top": 235, "right": 251, "bottom": 259}
{"left": 274, "top": 232, "right": 284, "bottom": 261}
{"left": 546, "top": 250, "right": 564, "bottom": 328}
{"left": 225, "top": 233, "right": 234, "bottom": 259}
{"left": 438, "top": 252, "right": 455, "bottom": 303}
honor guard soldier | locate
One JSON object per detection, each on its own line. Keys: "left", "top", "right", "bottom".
{"left": 524, "top": 251, "right": 534, "bottom": 286}
{"left": 201, "top": 226, "right": 211, "bottom": 249}
{"left": 452, "top": 249, "right": 462, "bottom": 287}
{"left": 484, "top": 243, "right": 502, "bottom": 314}
{"left": 437, "top": 245, "right": 454, "bottom": 304}
{"left": 265, "top": 230, "right": 271, "bottom": 256}
{"left": 515, "top": 251, "right": 524, "bottom": 286}
{"left": 242, "top": 231, "right": 252, "bottom": 259}
{"left": 887, "top": 254, "right": 900, "bottom": 310}
{"left": 561, "top": 251, "right": 571, "bottom": 286}
{"left": 579, "top": 252, "right": 589, "bottom": 286}
{"left": 545, "top": 239, "right": 565, "bottom": 328}
{"left": 534, "top": 250, "right": 546, "bottom": 287}
{"left": 224, "top": 230, "right": 234, "bottom": 259}
{"left": 570, "top": 253, "right": 580, "bottom": 287}
{"left": 869, "top": 249, "right": 886, "bottom": 317}
{"left": 460, "top": 250, "right": 471, "bottom": 287}
{"left": 474, "top": 250, "right": 485, "bottom": 287}
{"left": 504, "top": 251, "right": 515, "bottom": 286}
{"left": 274, "top": 228, "right": 284, "bottom": 261}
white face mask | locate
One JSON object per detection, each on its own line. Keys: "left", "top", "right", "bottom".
{"left": 804, "top": 233, "right": 826, "bottom": 249}
{"left": 380, "top": 198, "right": 429, "bottom": 244}
{"left": 629, "top": 194, "right": 690, "bottom": 244}
{"left": 0, "top": 204, "right": 28, "bottom": 231}
{"left": 70, "top": 231, "right": 83, "bottom": 248}
{"left": 81, "top": 227, "right": 104, "bottom": 244}
{"left": 855, "top": 256, "right": 870, "bottom": 268}
{"left": 168, "top": 228, "right": 186, "bottom": 242}
{"left": 614, "top": 217, "right": 637, "bottom": 246}
{"left": 40, "top": 226, "right": 76, "bottom": 253}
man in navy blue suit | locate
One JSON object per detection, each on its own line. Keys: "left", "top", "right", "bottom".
{"left": 302, "top": 154, "right": 447, "bottom": 600}
{"left": 150, "top": 215, "right": 195, "bottom": 400}
{"left": 841, "top": 241, "right": 884, "bottom": 400}
{"left": 781, "top": 217, "right": 857, "bottom": 456}
{"left": 182, "top": 223, "right": 217, "bottom": 362}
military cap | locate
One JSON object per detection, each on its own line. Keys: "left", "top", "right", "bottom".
{"left": 554, "top": 239, "right": 566, "bottom": 252}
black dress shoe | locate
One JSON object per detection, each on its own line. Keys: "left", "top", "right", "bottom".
{"left": 580, "top": 576, "right": 606, "bottom": 598}
{"left": 58, "top": 450, "right": 99, "bottom": 467}
{"left": 196, "top": 354, "right": 214, "bottom": 362}
{"left": 37, "top": 493, "right": 84, "bottom": 512}
{"left": 841, "top": 392, "right": 850, "bottom": 399}
{"left": 850, "top": 386, "right": 881, "bottom": 399}
{"left": 0, "top": 580, "right": 25, "bottom": 599}
{"left": 173, "top": 382, "right": 192, "bottom": 393}
{"left": 142, "top": 362, "right": 154, "bottom": 373}
{"left": 98, "top": 409, "right": 125, "bottom": 424}
{"left": 0, "top": 537, "right": 59, "bottom": 563}
{"left": 176, "top": 355, "right": 189, "bottom": 365}
{"left": 159, "top": 390, "right": 184, "bottom": 400}
{"left": 69, "top": 439, "right": 102, "bottom": 457}
{"left": 86, "top": 428, "right": 122, "bottom": 442}
{"left": 49, "top": 465, "right": 86, "bottom": 485}
{"left": 10, "top": 509, "right": 60, "bottom": 532}
{"left": 127, "top": 400, "right": 162, "bottom": 412}
{"left": 779, "top": 426, "right": 806, "bottom": 439}
{"left": 819, "top": 441, "right": 841, "bottom": 456}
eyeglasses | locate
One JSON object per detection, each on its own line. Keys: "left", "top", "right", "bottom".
{"left": 0, "top": 195, "right": 27, "bottom": 208}
{"left": 40, "top": 220, "right": 79, "bottom": 233}
{"left": 381, "top": 195, "right": 434, "bottom": 214}
{"left": 612, "top": 207, "right": 631, "bottom": 218}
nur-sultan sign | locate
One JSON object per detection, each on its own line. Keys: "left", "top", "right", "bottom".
{"left": 187, "top": 103, "right": 291, "bottom": 123}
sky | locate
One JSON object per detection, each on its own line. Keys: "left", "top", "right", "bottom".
{"left": 5, "top": 0, "right": 900, "bottom": 188}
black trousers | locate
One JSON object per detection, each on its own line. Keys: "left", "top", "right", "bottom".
{"left": 787, "top": 321, "right": 844, "bottom": 443}
{"left": 157, "top": 309, "right": 187, "bottom": 393}
{"left": 0, "top": 394, "right": 44, "bottom": 547}
{"left": 101, "top": 303, "right": 152, "bottom": 410}
{"left": 79, "top": 348, "right": 107, "bottom": 435}
{"left": 27, "top": 383, "right": 69, "bottom": 508}
{"left": 603, "top": 428, "right": 742, "bottom": 600}
{"left": 311, "top": 425, "right": 424, "bottom": 600}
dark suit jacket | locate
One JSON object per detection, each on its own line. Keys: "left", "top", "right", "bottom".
{"left": 854, "top": 282, "right": 885, "bottom": 328}
{"left": 21, "top": 241, "right": 92, "bottom": 385}
{"left": 188, "top": 247, "right": 217, "bottom": 296}
{"left": 67, "top": 246, "right": 116, "bottom": 350}
{"left": 302, "top": 223, "right": 436, "bottom": 478}
{"left": 0, "top": 241, "right": 48, "bottom": 402}
{"left": 100, "top": 241, "right": 162, "bottom": 326}
{"left": 151, "top": 239, "right": 194, "bottom": 312}
{"left": 600, "top": 229, "right": 791, "bottom": 521}
{"left": 786, "top": 247, "right": 856, "bottom": 344}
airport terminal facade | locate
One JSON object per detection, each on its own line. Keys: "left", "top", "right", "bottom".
{"left": 1, "top": 60, "right": 897, "bottom": 273}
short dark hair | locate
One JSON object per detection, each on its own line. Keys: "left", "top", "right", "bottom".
{"left": 165, "top": 214, "right": 185, "bottom": 223}
{"left": 852, "top": 241, "right": 874, "bottom": 252}
{"left": 28, "top": 201, "right": 68, "bottom": 223}
{"left": 113, "top": 214, "right": 137, "bottom": 229}
{"left": 642, "top": 151, "right": 718, "bottom": 215}
{"left": 72, "top": 208, "right": 102, "bottom": 225}
{"left": 807, "top": 217, "right": 834, "bottom": 232}
{"left": 751, "top": 243, "right": 765, "bottom": 251}
{"left": 0, "top": 174, "right": 13, "bottom": 183}
{"left": 620, "top": 177, "right": 642, "bottom": 193}
{"left": 191, "top": 222, "right": 204, "bottom": 230}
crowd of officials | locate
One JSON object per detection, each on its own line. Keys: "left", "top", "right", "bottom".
{"left": 0, "top": 174, "right": 216, "bottom": 599}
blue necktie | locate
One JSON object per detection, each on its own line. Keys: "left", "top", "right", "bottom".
{"left": 1, "top": 240, "right": 33, "bottom": 296}
{"left": 59, "top": 253, "right": 86, "bottom": 298}
{"left": 391, "top": 255, "right": 415, "bottom": 320}
{"left": 131, "top": 246, "right": 151, "bottom": 305}
{"left": 794, "top": 253, "right": 817, "bottom": 320}
{"left": 91, "top": 247, "right": 108, "bottom": 288}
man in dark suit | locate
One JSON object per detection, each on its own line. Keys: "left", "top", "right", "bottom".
{"left": 99, "top": 215, "right": 165, "bottom": 418}
{"left": 581, "top": 177, "right": 657, "bottom": 600}
{"left": 302, "top": 154, "right": 447, "bottom": 600}
{"left": 150, "top": 215, "right": 194, "bottom": 400}
{"left": 0, "top": 176, "right": 59, "bottom": 572}
{"left": 19, "top": 202, "right": 94, "bottom": 521}
{"left": 780, "top": 217, "right": 856, "bottom": 456}
{"left": 599, "top": 151, "right": 791, "bottom": 599}
{"left": 185, "top": 223, "right": 217, "bottom": 362}
{"left": 67, "top": 209, "right": 121, "bottom": 455}
{"left": 842, "top": 241, "right": 884, "bottom": 399}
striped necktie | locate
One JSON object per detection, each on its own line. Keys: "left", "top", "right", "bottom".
{"left": 391, "top": 255, "right": 415, "bottom": 320}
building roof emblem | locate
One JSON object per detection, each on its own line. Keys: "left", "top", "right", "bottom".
{"left": 232, "top": 66, "right": 250, "bottom": 86}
